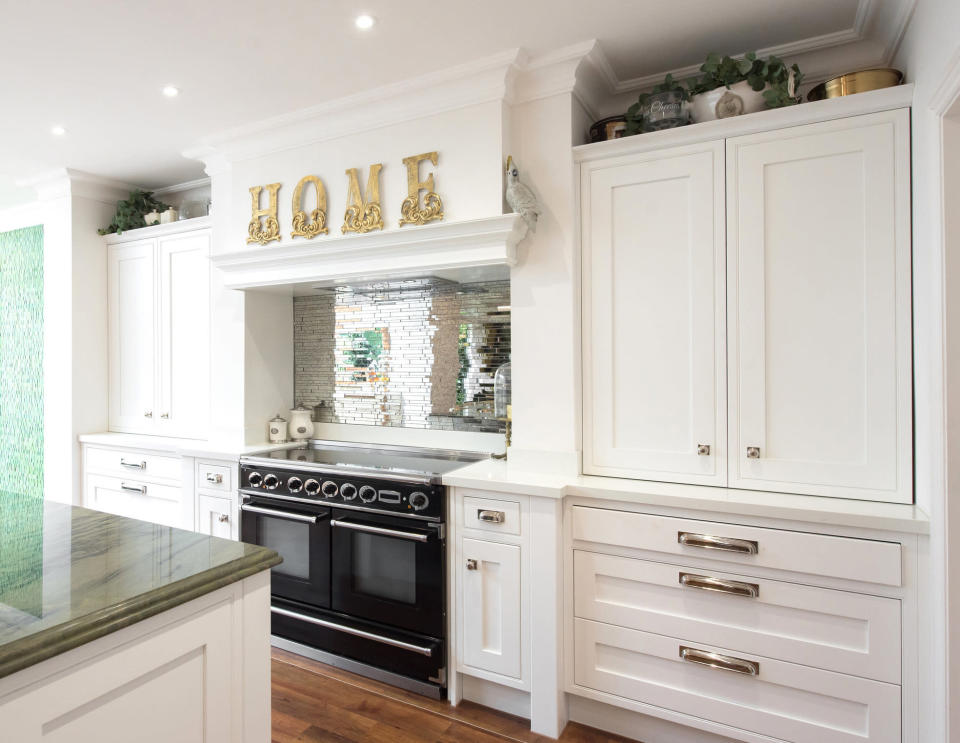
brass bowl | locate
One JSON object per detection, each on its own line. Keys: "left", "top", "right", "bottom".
{"left": 807, "top": 68, "right": 903, "bottom": 101}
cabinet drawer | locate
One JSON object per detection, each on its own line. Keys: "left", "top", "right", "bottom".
{"left": 85, "top": 446, "right": 182, "bottom": 483}
{"left": 196, "top": 461, "right": 232, "bottom": 493}
{"left": 571, "top": 506, "right": 901, "bottom": 586}
{"left": 84, "top": 474, "right": 183, "bottom": 528}
{"left": 463, "top": 496, "right": 521, "bottom": 536}
{"left": 574, "top": 551, "right": 900, "bottom": 683}
{"left": 575, "top": 618, "right": 899, "bottom": 743}
{"left": 198, "top": 494, "right": 234, "bottom": 539}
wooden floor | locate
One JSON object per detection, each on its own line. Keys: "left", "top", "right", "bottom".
{"left": 272, "top": 648, "right": 639, "bottom": 743}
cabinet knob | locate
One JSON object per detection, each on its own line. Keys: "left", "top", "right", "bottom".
{"left": 161, "top": 412, "right": 170, "bottom": 419}
{"left": 144, "top": 410, "right": 153, "bottom": 418}
{"left": 206, "top": 473, "right": 223, "bottom": 484}
{"left": 746, "top": 446, "right": 761, "bottom": 459}
{"left": 217, "top": 514, "right": 230, "bottom": 523}
{"left": 466, "top": 559, "right": 478, "bottom": 571}
{"left": 697, "top": 444, "right": 711, "bottom": 456}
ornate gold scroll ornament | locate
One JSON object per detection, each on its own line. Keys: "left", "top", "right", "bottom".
{"left": 342, "top": 164, "right": 385, "bottom": 234}
{"left": 247, "top": 183, "right": 282, "bottom": 245}
{"left": 398, "top": 151, "right": 444, "bottom": 227}
{"left": 290, "top": 175, "right": 329, "bottom": 239}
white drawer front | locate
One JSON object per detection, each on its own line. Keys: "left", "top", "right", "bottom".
{"left": 196, "top": 461, "right": 232, "bottom": 493}
{"left": 574, "top": 551, "right": 900, "bottom": 683}
{"left": 463, "top": 496, "right": 521, "bottom": 536}
{"left": 575, "top": 618, "right": 899, "bottom": 743}
{"left": 571, "top": 506, "right": 902, "bottom": 586}
{"left": 85, "top": 446, "right": 182, "bottom": 483}
{"left": 198, "top": 494, "right": 234, "bottom": 539}
{"left": 84, "top": 473, "right": 183, "bottom": 528}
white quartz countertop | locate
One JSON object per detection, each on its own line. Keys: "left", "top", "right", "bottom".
{"left": 78, "top": 432, "right": 291, "bottom": 461}
{"left": 443, "top": 459, "right": 930, "bottom": 535}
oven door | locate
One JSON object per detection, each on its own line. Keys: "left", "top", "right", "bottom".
{"left": 330, "top": 509, "right": 444, "bottom": 638}
{"left": 240, "top": 495, "right": 331, "bottom": 608}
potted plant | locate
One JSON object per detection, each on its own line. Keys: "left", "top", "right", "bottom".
{"left": 98, "top": 190, "right": 169, "bottom": 235}
{"left": 687, "top": 52, "right": 802, "bottom": 123}
{"left": 626, "top": 74, "right": 690, "bottom": 134}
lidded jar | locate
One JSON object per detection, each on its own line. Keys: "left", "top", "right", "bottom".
{"left": 288, "top": 405, "right": 314, "bottom": 441}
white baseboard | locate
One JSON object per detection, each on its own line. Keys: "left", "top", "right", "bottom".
{"left": 568, "top": 695, "right": 741, "bottom": 743}
{"left": 461, "top": 675, "right": 531, "bottom": 720}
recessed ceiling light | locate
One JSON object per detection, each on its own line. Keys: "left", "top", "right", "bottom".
{"left": 354, "top": 13, "right": 376, "bottom": 29}
{"left": 50, "top": 125, "right": 66, "bottom": 136}
{"left": 162, "top": 85, "right": 180, "bottom": 98}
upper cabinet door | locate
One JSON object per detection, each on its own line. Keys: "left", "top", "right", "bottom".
{"left": 157, "top": 231, "right": 211, "bottom": 439}
{"left": 582, "top": 142, "right": 726, "bottom": 485}
{"left": 108, "top": 240, "right": 157, "bottom": 433}
{"left": 727, "top": 110, "right": 912, "bottom": 502}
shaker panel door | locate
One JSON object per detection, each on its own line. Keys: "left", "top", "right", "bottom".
{"left": 108, "top": 240, "right": 157, "bottom": 433}
{"left": 158, "top": 230, "right": 210, "bottom": 439}
{"left": 727, "top": 110, "right": 912, "bottom": 502}
{"left": 582, "top": 142, "right": 726, "bottom": 484}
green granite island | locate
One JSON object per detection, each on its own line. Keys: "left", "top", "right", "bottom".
{"left": 0, "top": 493, "right": 280, "bottom": 742}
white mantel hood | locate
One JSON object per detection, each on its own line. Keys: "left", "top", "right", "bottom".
{"left": 211, "top": 214, "right": 526, "bottom": 291}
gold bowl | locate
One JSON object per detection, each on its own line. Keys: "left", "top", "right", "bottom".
{"left": 807, "top": 68, "right": 903, "bottom": 101}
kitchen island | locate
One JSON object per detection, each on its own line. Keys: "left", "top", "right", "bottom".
{"left": 0, "top": 493, "right": 280, "bottom": 742}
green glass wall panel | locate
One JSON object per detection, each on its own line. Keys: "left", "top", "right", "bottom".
{"left": 0, "top": 225, "right": 43, "bottom": 500}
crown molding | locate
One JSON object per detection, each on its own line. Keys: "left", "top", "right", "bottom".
{"left": 152, "top": 177, "right": 211, "bottom": 197}
{"left": 16, "top": 168, "right": 139, "bottom": 204}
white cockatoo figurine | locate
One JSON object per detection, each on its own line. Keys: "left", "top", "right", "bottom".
{"left": 504, "top": 156, "right": 541, "bottom": 234}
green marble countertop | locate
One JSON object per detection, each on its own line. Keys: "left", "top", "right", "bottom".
{"left": 0, "top": 494, "right": 280, "bottom": 679}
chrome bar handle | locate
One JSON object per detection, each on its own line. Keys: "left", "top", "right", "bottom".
{"left": 206, "top": 473, "right": 223, "bottom": 484}
{"left": 477, "top": 509, "right": 505, "bottom": 524}
{"left": 270, "top": 606, "right": 434, "bottom": 657}
{"left": 680, "top": 646, "right": 759, "bottom": 676}
{"left": 240, "top": 504, "right": 320, "bottom": 524}
{"left": 330, "top": 519, "right": 429, "bottom": 542}
{"left": 120, "top": 459, "right": 146, "bottom": 470}
{"left": 678, "top": 531, "right": 758, "bottom": 555}
{"left": 120, "top": 483, "right": 146, "bottom": 494}
{"left": 679, "top": 572, "right": 759, "bottom": 598}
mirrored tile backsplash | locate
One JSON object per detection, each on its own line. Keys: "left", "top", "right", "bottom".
{"left": 294, "top": 278, "right": 510, "bottom": 434}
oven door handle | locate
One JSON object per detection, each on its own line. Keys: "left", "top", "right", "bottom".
{"left": 330, "top": 518, "right": 430, "bottom": 542}
{"left": 240, "top": 504, "right": 325, "bottom": 524}
{"left": 270, "top": 606, "right": 434, "bottom": 657}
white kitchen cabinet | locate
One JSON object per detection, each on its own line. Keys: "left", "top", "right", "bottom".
{"left": 581, "top": 142, "right": 726, "bottom": 486}
{"left": 579, "top": 108, "right": 912, "bottom": 503}
{"left": 107, "top": 221, "right": 211, "bottom": 439}
{"left": 727, "top": 110, "right": 912, "bottom": 502}
{"left": 84, "top": 472, "right": 183, "bottom": 528}
{"left": 461, "top": 537, "right": 522, "bottom": 680}
{"left": 198, "top": 494, "right": 233, "bottom": 539}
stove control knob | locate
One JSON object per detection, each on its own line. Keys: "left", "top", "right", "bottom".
{"left": 321, "top": 481, "right": 339, "bottom": 498}
{"left": 287, "top": 476, "right": 303, "bottom": 493}
{"left": 409, "top": 492, "right": 430, "bottom": 511}
{"left": 340, "top": 483, "right": 357, "bottom": 500}
{"left": 359, "top": 485, "right": 377, "bottom": 503}
{"left": 304, "top": 479, "right": 321, "bottom": 496}
{"left": 247, "top": 471, "right": 263, "bottom": 488}
{"left": 263, "top": 473, "right": 280, "bottom": 490}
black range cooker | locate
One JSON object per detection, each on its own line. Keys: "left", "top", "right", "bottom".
{"left": 239, "top": 440, "right": 484, "bottom": 698}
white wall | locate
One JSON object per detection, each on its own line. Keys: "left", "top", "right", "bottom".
{"left": 894, "top": 1, "right": 960, "bottom": 739}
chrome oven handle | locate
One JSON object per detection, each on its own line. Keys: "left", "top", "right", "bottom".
{"left": 679, "top": 572, "right": 759, "bottom": 598}
{"left": 330, "top": 519, "right": 429, "bottom": 542}
{"left": 240, "top": 504, "right": 321, "bottom": 524}
{"left": 270, "top": 606, "right": 434, "bottom": 656}
{"left": 678, "top": 531, "right": 758, "bottom": 555}
{"left": 679, "top": 646, "right": 759, "bottom": 676}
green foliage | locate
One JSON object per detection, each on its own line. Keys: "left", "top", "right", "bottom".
{"left": 625, "top": 74, "right": 690, "bottom": 134}
{"left": 688, "top": 51, "right": 803, "bottom": 108}
{"left": 97, "top": 190, "right": 169, "bottom": 235}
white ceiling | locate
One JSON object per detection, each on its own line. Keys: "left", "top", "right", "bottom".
{"left": 0, "top": 0, "right": 865, "bottom": 206}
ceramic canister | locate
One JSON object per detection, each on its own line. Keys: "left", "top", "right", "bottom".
{"left": 288, "top": 405, "right": 314, "bottom": 441}
{"left": 268, "top": 415, "right": 288, "bottom": 444}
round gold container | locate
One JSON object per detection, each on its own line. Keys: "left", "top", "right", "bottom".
{"left": 807, "top": 68, "right": 903, "bottom": 101}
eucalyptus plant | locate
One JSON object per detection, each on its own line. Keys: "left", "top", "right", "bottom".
{"left": 688, "top": 52, "right": 803, "bottom": 108}
{"left": 98, "top": 190, "right": 169, "bottom": 235}
{"left": 625, "top": 74, "right": 690, "bottom": 134}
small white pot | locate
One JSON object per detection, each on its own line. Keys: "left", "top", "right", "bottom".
{"left": 159, "top": 207, "right": 178, "bottom": 224}
{"left": 689, "top": 80, "right": 769, "bottom": 123}
{"left": 143, "top": 211, "right": 160, "bottom": 226}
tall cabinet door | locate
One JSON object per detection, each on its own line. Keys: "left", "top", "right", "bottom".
{"left": 108, "top": 240, "right": 157, "bottom": 433}
{"left": 727, "top": 110, "right": 912, "bottom": 502}
{"left": 157, "top": 230, "right": 211, "bottom": 438}
{"left": 582, "top": 142, "right": 726, "bottom": 484}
